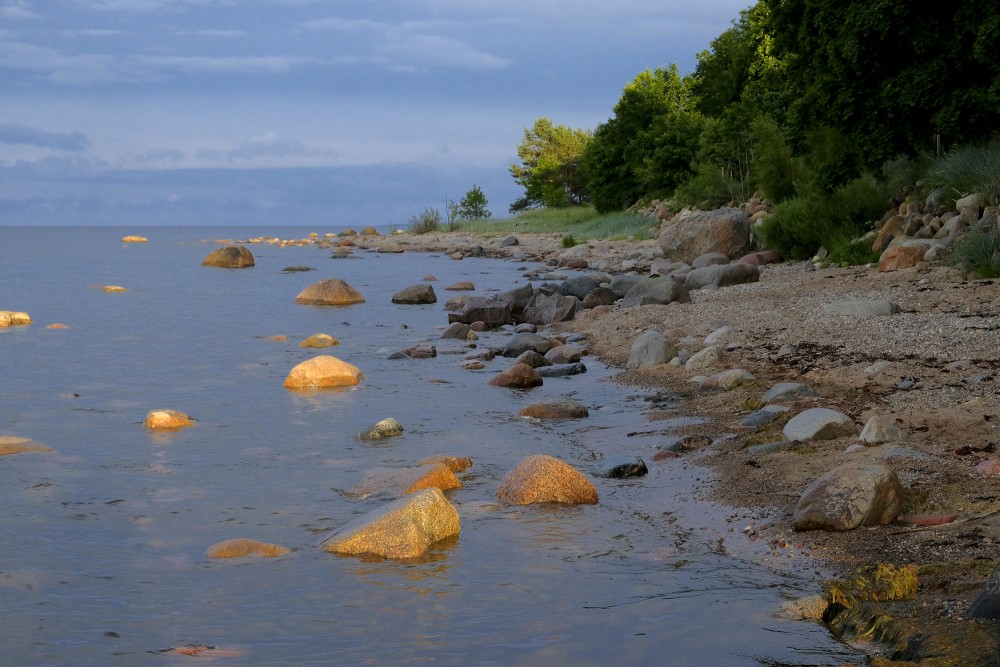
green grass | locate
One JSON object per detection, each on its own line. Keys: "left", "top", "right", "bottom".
{"left": 457, "top": 205, "right": 656, "bottom": 241}
{"left": 951, "top": 228, "right": 1000, "bottom": 278}
{"left": 926, "top": 144, "right": 1000, "bottom": 206}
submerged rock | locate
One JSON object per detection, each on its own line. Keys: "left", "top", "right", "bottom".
{"left": 299, "top": 333, "right": 340, "bottom": 348}
{"left": 519, "top": 399, "right": 589, "bottom": 419}
{"left": 143, "top": 409, "right": 196, "bottom": 430}
{"left": 294, "top": 278, "right": 365, "bottom": 306}
{"left": 0, "top": 435, "right": 53, "bottom": 456}
{"left": 497, "top": 454, "right": 598, "bottom": 505}
{"left": 202, "top": 245, "right": 254, "bottom": 268}
{"left": 489, "top": 363, "right": 543, "bottom": 389}
{"left": 603, "top": 459, "right": 648, "bottom": 479}
{"left": 357, "top": 417, "right": 404, "bottom": 441}
{"left": 283, "top": 355, "right": 364, "bottom": 389}
{"left": 206, "top": 538, "right": 290, "bottom": 559}
{"left": 350, "top": 462, "right": 461, "bottom": 499}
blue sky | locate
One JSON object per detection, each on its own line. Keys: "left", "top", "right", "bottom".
{"left": 0, "top": 0, "right": 751, "bottom": 226}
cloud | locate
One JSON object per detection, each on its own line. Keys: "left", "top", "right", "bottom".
{"left": 195, "top": 132, "right": 339, "bottom": 165}
{"left": 0, "top": 3, "right": 42, "bottom": 20}
{"left": 128, "top": 146, "right": 185, "bottom": 166}
{"left": 176, "top": 29, "right": 246, "bottom": 38}
{"left": 0, "top": 123, "right": 91, "bottom": 151}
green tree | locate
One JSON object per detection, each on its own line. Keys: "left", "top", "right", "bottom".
{"left": 456, "top": 184, "right": 492, "bottom": 220}
{"left": 509, "top": 118, "right": 592, "bottom": 211}
{"left": 581, "top": 64, "right": 703, "bottom": 212}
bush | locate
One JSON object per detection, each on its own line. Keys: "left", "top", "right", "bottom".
{"left": 675, "top": 161, "right": 744, "bottom": 209}
{"left": 562, "top": 234, "right": 577, "bottom": 248}
{"left": 751, "top": 116, "right": 808, "bottom": 203}
{"left": 926, "top": 144, "right": 1000, "bottom": 207}
{"left": 407, "top": 207, "right": 441, "bottom": 234}
{"left": 757, "top": 193, "right": 833, "bottom": 259}
{"left": 827, "top": 236, "right": 880, "bottom": 266}
{"left": 950, "top": 228, "right": 1000, "bottom": 278}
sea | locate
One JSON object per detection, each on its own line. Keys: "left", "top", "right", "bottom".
{"left": 0, "top": 226, "right": 864, "bottom": 666}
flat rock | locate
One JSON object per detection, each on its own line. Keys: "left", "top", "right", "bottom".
{"left": 503, "top": 332, "right": 551, "bottom": 357}
{"left": 763, "top": 382, "right": 818, "bottom": 403}
{"left": 319, "top": 487, "right": 460, "bottom": 559}
{"left": 519, "top": 399, "right": 589, "bottom": 419}
{"left": 0, "top": 435, "right": 53, "bottom": 456}
{"left": 121, "top": 235, "right": 148, "bottom": 243}
{"left": 860, "top": 415, "right": 906, "bottom": 444}
{"left": 143, "top": 409, "right": 195, "bottom": 430}
{"left": 740, "top": 405, "right": 790, "bottom": 427}
{"left": 392, "top": 284, "right": 437, "bottom": 304}
{"left": 294, "top": 278, "right": 365, "bottom": 306}
{"left": 284, "top": 355, "right": 364, "bottom": 389}
{"left": 536, "top": 362, "right": 587, "bottom": 377}
{"left": 621, "top": 276, "right": 691, "bottom": 308}
{"left": 350, "top": 462, "right": 462, "bottom": 498}
{"left": 445, "top": 281, "right": 475, "bottom": 291}
{"left": 299, "top": 333, "right": 339, "bottom": 348}
{"left": 819, "top": 300, "right": 900, "bottom": 318}
{"left": 206, "top": 538, "right": 290, "bottom": 559}
{"left": 783, "top": 407, "right": 856, "bottom": 442}
{"left": 793, "top": 463, "right": 904, "bottom": 531}
{"left": 496, "top": 454, "right": 598, "bottom": 505}
{"left": 683, "top": 263, "right": 760, "bottom": 290}
{"left": 0, "top": 311, "right": 31, "bottom": 327}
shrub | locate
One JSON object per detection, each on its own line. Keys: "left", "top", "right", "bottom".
{"left": 950, "top": 228, "right": 1000, "bottom": 278}
{"left": 406, "top": 207, "right": 441, "bottom": 234}
{"left": 827, "top": 236, "right": 880, "bottom": 266}
{"left": 751, "top": 116, "right": 807, "bottom": 203}
{"left": 562, "top": 234, "right": 577, "bottom": 248}
{"left": 757, "top": 193, "right": 833, "bottom": 259}
{"left": 926, "top": 144, "right": 1000, "bottom": 207}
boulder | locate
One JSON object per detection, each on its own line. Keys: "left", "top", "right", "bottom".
{"left": 496, "top": 454, "right": 598, "bottom": 505}
{"left": 626, "top": 330, "right": 677, "bottom": 369}
{"left": 350, "top": 462, "right": 462, "bottom": 498}
{"left": 519, "top": 399, "right": 589, "bottom": 419}
{"left": 691, "top": 252, "right": 730, "bottom": 268}
{"left": 684, "top": 345, "right": 723, "bottom": 371}
{"left": 608, "top": 274, "right": 643, "bottom": 299}
{"left": 445, "top": 281, "right": 476, "bottom": 291}
{"left": 0, "top": 311, "right": 31, "bottom": 327}
{"left": 544, "top": 345, "right": 582, "bottom": 364}
{"left": 514, "top": 350, "right": 552, "bottom": 368}
{"left": 522, "top": 292, "right": 577, "bottom": 326}
{"left": 503, "top": 332, "right": 551, "bottom": 357}
{"left": 582, "top": 287, "right": 617, "bottom": 309}
{"left": 357, "top": 417, "right": 404, "bottom": 442}
{"left": 819, "top": 300, "right": 900, "bottom": 318}
{"left": 0, "top": 435, "right": 53, "bottom": 456}
{"left": 392, "top": 284, "right": 437, "bottom": 304}
{"left": 859, "top": 415, "right": 906, "bottom": 444}
{"left": 559, "top": 276, "right": 600, "bottom": 300}
{"left": 377, "top": 241, "right": 405, "bottom": 253}
{"left": 299, "top": 333, "right": 339, "bottom": 348}
{"left": 763, "top": 382, "right": 818, "bottom": 403}
{"left": 294, "top": 278, "right": 365, "bottom": 306}
{"left": 967, "top": 565, "right": 1000, "bottom": 619}
{"left": 683, "top": 263, "right": 760, "bottom": 290}
{"left": 488, "top": 363, "right": 543, "bottom": 389}
{"left": 318, "top": 487, "right": 460, "bottom": 559}
{"left": 143, "top": 409, "right": 195, "bottom": 430}
{"left": 206, "top": 538, "right": 290, "bottom": 559}
{"left": 202, "top": 245, "right": 255, "bottom": 268}
{"left": 283, "top": 355, "right": 364, "bottom": 389}
{"left": 658, "top": 207, "right": 750, "bottom": 263}
{"left": 500, "top": 235, "right": 519, "bottom": 247}
{"left": 620, "top": 276, "right": 691, "bottom": 308}
{"left": 783, "top": 408, "right": 857, "bottom": 442}
{"left": 499, "top": 284, "right": 535, "bottom": 315}
{"left": 441, "top": 322, "right": 472, "bottom": 340}
{"left": 878, "top": 245, "right": 926, "bottom": 272}
{"left": 121, "top": 235, "right": 148, "bottom": 243}
{"left": 447, "top": 297, "right": 512, "bottom": 328}
{"left": 792, "top": 463, "right": 904, "bottom": 531}
{"left": 871, "top": 215, "right": 904, "bottom": 253}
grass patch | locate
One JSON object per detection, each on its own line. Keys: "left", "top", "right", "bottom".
{"left": 406, "top": 207, "right": 442, "bottom": 234}
{"left": 950, "top": 227, "right": 1000, "bottom": 278}
{"left": 926, "top": 144, "right": 1000, "bottom": 206}
{"left": 457, "top": 205, "right": 656, "bottom": 241}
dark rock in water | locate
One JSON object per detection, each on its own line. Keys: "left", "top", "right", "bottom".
{"left": 447, "top": 297, "right": 512, "bottom": 328}
{"left": 392, "top": 284, "right": 437, "bottom": 305}
{"left": 559, "top": 275, "right": 600, "bottom": 300}
{"left": 663, "top": 434, "right": 712, "bottom": 453}
{"left": 503, "top": 332, "right": 551, "bottom": 357}
{"left": 522, "top": 292, "right": 577, "bottom": 325}
{"left": 281, "top": 266, "right": 315, "bottom": 273}
{"left": 536, "top": 362, "right": 587, "bottom": 377}
{"left": 202, "top": 245, "right": 255, "bottom": 268}
{"left": 387, "top": 351, "right": 409, "bottom": 360}
{"left": 603, "top": 459, "right": 648, "bottom": 479}
{"left": 499, "top": 284, "right": 535, "bottom": 316}
{"left": 968, "top": 565, "right": 1000, "bottom": 619}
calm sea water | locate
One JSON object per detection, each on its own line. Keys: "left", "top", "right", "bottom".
{"left": 0, "top": 227, "right": 862, "bottom": 666}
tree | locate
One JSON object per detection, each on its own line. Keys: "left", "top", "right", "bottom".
{"left": 581, "top": 65, "right": 703, "bottom": 212}
{"left": 509, "top": 118, "right": 592, "bottom": 211}
{"left": 456, "top": 185, "right": 491, "bottom": 220}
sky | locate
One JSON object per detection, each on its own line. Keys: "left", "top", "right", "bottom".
{"left": 0, "top": 0, "right": 751, "bottom": 227}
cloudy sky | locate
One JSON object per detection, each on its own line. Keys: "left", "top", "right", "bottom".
{"left": 0, "top": 0, "right": 750, "bottom": 227}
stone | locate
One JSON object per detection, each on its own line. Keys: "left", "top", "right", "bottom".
{"left": 819, "top": 300, "right": 901, "bottom": 318}
{"left": 975, "top": 459, "right": 1000, "bottom": 476}
{"left": 626, "top": 330, "right": 677, "bottom": 369}
{"left": 763, "top": 382, "right": 818, "bottom": 403}
{"left": 350, "top": 462, "right": 462, "bottom": 498}
{"left": 582, "top": 287, "right": 617, "bottom": 309}
{"left": 294, "top": 278, "right": 365, "bottom": 306}
{"left": 0, "top": 435, "right": 53, "bottom": 456}
{"left": 514, "top": 350, "right": 552, "bottom": 368}
{"left": 522, "top": 292, "right": 577, "bottom": 325}
{"left": 878, "top": 245, "right": 925, "bottom": 272}
{"left": 683, "top": 263, "right": 760, "bottom": 290}
{"left": 377, "top": 241, "right": 405, "bottom": 253}
{"left": 299, "top": 333, "right": 339, "bottom": 348}
{"left": 419, "top": 456, "right": 473, "bottom": 473}
{"left": 544, "top": 345, "right": 582, "bottom": 364}
{"left": 740, "top": 405, "right": 790, "bottom": 427}
{"left": 519, "top": 399, "right": 589, "bottom": 419}
{"left": 783, "top": 408, "right": 857, "bottom": 442}
{"left": 603, "top": 459, "right": 648, "bottom": 479}
{"left": 447, "top": 297, "right": 512, "bottom": 328}
{"left": 283, "top": 355, "right": 364, "bottom": 389}
{"left": 536, "top": 362, "right": 587, "bottom": 377}
{"left": 621, "top": 276, "right": 691, "bottom": 308}
{"left": 441, "top": 322, "right": 472, "bottom": 339}
{"left": 202, "top": 245, "right": 255, "bottom": 268}
{"left": 711, "top": 368, "right": 755, "bottom": 390}
{"left": 392, "top": 284, "right": 437, "bottom": 304}
{"left": 445, "top": 281, "right": 475, "bottom": 291}
{"left": 871, "top": 215, "right": 904, "bottom": 253}
{"left": 121, "top": 235, "right": 148, "bottom": 243}
{"left": 968, "top": 565, "right": 1000, "bottom": 619}
{"left": 402, "top": 344, "right": 436, "bottom": 359}
{"left": 608, "top": 274, "right": 643, "bottom": 299}
{"left": 102, "top": 285, "right": 128, "bottom": 293}
{"left": 691, "top": 251, "right": 730, "bottom": 268}
{"left": 357, "top": 417, "right": 404, "bottom": 442}
{"left": 496, "top": 454, "right": 598, "bottom": 505}
{"left": 206, "top": 538, "right": 290, "bottom": 559}
{"left": 281, "top": 266, "right": 315, "bottom": 273}
{"left": 489, "top": 363, "right": 543, "bottom": 389}
{"left": 684, "top": 345, "right": 723, "bottom": 371}
{"left": 499, "top": 284, "right": 535, "bottom": 316}
{"left": 860, "top": 415, "right": 906, "bottom": 444}
{"left": 319, "top": 487, "right": 460, "bottom": 559}
{"left": 0, "top": 311, "right": 31, "bottom": 327}
{"left": 559, "top": 276, "right": 600, "bottom": 300}
{"left": 359, "top": 226, "right": 379, "bottom": 236}
{"left": 658, "top": 207, "right": 750, "bottom": 263}
{"left": 143, "top": 409, "right": 195, "bottom": 430}
{"left": 500, "top": 235, "right": 519, "bottom": 247}
{"left": 503, "top": 332, "right": 551, "bottom": 357}
{"left": 792, "top": 463, "right": 904, "bottom": 531}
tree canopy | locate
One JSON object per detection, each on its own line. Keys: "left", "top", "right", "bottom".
{"left": 508, "top": 118, "right": 591, "bottom": 212}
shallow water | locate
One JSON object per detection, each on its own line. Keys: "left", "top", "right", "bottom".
{"left": 0, "top": 227, "right": 861, "bottom": 665}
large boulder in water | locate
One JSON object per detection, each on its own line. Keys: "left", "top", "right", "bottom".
{"left": 793, "top": 463, "right": 904, "bottom": 531}
{"left": 657, "top": 208, "right": 750, "bottom": 263}
{"left": 283, "top": 355, "right": 364, "bottom": 389}
{"left": 294, "top": 278, "right": 365, "bottom": 306}
{"left": 522, "top": 292, "right": 577, "bottom": 325}
{"left": 496, "top": 454, "right": 598, "bottom": 505}
{"left": 202, "top": 245, "right": 255, "bottom": 268}
{"left": 502, "top": 332, "right": 551, "bottom": 357}
{"left": 488, "top": 363, "right": 543, "bottom": 388}
{"left": 447, "top": 296, "right": 512, "bottom": 328}
{"left": 318, "top": 487, "right": 460, "bottom": 559}
{"left": 620, "top": 276, "right": 690, "bottom": 308}
{"left": 349, "top": 462, "right": 462, "bottom": 499}
{"left": 392, "top": 284, "right": 437, "bottom": 304}
{"left": 143, "top": 409, "right": 196, "bottom": 430}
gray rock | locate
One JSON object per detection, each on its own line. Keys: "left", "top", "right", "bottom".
{"left": 514, "top": 323, "right": 537, "bottom": 333}
{"left": 499, "top": 284, "right": 536, "bottom": 316}
{"left": 503, "top": 332, "right": 551, "bottom": 357}
{"left": 447, "top": 297, "right": 512, "bottom": 327}
{"left": 658, "top": 207, "right": 750, "bottom": 263}
{"left": 544, "top": 345, "right": 583, "bottom": 364}
{"left": 537, "top": 362, "right": 587, "bottom": 377}
{"left": 608, "top": 274, "right": 643, "bottom": 299}
{"left": 684, "top": 345, "right": 723, "bottom": 371}
{"left": 860, "top": 415, "right": 906, "bottom": 444}
{"left": 500, "top": 235, "right": 519, "bottom": 247}
{"left": 357, "top": 418, "right": 404, "bottom": 442}
{"left": 621, "top": 276, "right": 691, "bottom": 308}
{"left": 763, "top": 382, "right": 818, "bottom": 403}
{"left": 684, "top": 263, "right": 760, "bottom": 290}
{"left": 880, "top": 446, "right": 927, "bottom": 461}
{"left": 441, "top": 322, "right": 471, "bottom": 340}
{"left": 559, "top": 276, "right": 600, "bottom": 300}
{"left": 514, "top": 350, "right": 552, "bottom": 368}
{"left": 793, "top": 463, "right": 904, "bottom": 531}
{"left": 968, "top": 565, "right": 1000, "bottom": 619}
{"left": 626, "top": 330, "right": 677, "bottom": 369}
{"left": 691, "top": 251, "right": 730, "bottom": 268}
{"left": 582, "top": 287, "right": 618, "bottom": 309}
{"left": 783, "top": 408, "right": 857, "bottom": 442}
{"left": 747, "top": 441, "right": 792, "bottom": 455}
{"left": 740, "top": 405, "right": 790, "bottom": 428}
{"left": 391, "top": 284, "right": 437, "bottom": 305}
{"left": 819, "top": 300, "right": 901, "bottom": 318}
{"left": 522, "top": 292, "right": 578, "bottom": 325}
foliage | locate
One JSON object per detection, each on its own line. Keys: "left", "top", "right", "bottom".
{"left": 750, "top": 116, "right": 805, "bottom": 203}
{"left": 456, "top": 184, "right": 492, "bottom": 220}
{"left": 950, "top": 228, "right": 1000, "bottom": 278}
{"left": 827, "top": 237, "right": 880, "bottom": 266}
{"left": 509, "top": 118, "right": 592, "bottom": 211}
{"left": 925, "top": 144, "right": 1000, "bottom": 207}
{"left": 581, "top": 65, "right": 703, "bottom": 212}
{"left": 455, "top": 205, "right": 654, "bottom": 241}
{"left": 561, "top": 234, "right": 577, "bottom": 248}
{"left": 406, "top": 207, "right": 441, "bottom": 234}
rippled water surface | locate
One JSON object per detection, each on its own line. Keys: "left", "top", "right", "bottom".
{"left": 0, "top": 227, "right": 862, "bottom": 666}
